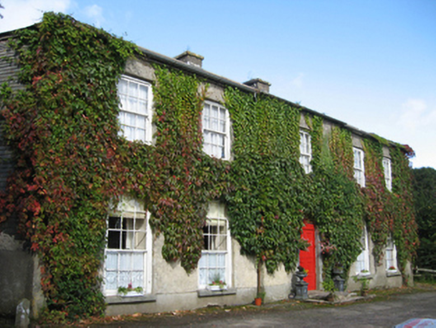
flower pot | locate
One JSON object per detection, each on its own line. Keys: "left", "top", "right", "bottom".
{"left": 119, "top": 291, "right": 143, "bottom": 297}
{"left": 254, "top": 297, "right": 262, "bottom": 306}
{"left": 209, "top": 285, "right": 221, "bottom": 291}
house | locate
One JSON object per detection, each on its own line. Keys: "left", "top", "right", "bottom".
{"left": 0, "top": 13, "right": 418, "bottom": 322}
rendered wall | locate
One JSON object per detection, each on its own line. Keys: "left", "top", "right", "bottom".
{"left": 106, "top": 233, "right": 294, "bottom": 316}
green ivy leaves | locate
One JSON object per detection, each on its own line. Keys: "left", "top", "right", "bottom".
{"left": 0, "top": 12, "right": 136, "bottom": 321}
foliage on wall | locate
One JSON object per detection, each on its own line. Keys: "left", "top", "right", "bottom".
{"left": 0, "top": 13, "right": 136, "bottom": 321}
{"left": 362, "top": 139, "right": 394, "bottom": 263}
{"left": 224, "top": 89, "right": 308, "bottom": 274}
{"left": 308, "top": 119, "right": 363, "bottom": 282}
{"left": 390, "top": 146, "right": 419, "bottom": 282}
{"left": 0, "top": 11, "right": 419, "bottom": 323}
{"left": 128, "top": 67, "right": 230, "bottom": 272}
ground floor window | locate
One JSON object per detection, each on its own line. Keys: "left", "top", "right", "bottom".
{"left": 355, "top": 225, "right": 370, "bottom": 275}
{"left": 104, "top": 198, "right": 152, "bottom": 296}
{"left": 385, "top": 235, "right": 398, "bottom": 271}
{"left": 198, "top": 202, "right": 231, "bottom": 289}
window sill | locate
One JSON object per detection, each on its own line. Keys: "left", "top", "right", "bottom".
{"left": 106, "top": 294, "right": 157, "bottom": 305}
{"left": 354, "top": 273, "right": 373, "bottom": 280}
{"left": 198, "top": 288, "right": 236, "bottom": 298}
{"left": 386, "top": 270, "right": 401, "bottom": 277}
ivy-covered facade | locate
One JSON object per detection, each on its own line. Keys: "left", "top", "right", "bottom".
{"left": 0, "top": 13, "right": 418, "bottom": 322}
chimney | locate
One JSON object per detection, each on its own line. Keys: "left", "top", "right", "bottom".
{"left": 243, "top": 78, "right": 271, "bottom": 93}
{"left": 175, "top": 51, "right": 204, "bottom": 68}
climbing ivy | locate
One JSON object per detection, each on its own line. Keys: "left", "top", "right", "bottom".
{"left": 390, "top": 146, "right": 419, "bottom": 283}
{"left": 362, "top": 139, "right": 394, "bottom": 263}
{"left": 132, "top": 67, "right": 230, "bottom": 271}
{"left": 224, "top": 89, "right": 308, "bottom": 274}
{"left": 308, "top": 120, "right": 363, "bottom": 283}
{"left": 0, "top": 12, "right": 137, "bottom": 321}
{"left": 0, "top": 13, "right": 230, "bottom": 322}
{"left": 0, "top": 11, "right": 419, "bottom": 324}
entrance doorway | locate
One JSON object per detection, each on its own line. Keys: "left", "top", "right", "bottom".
{"left": 300, "top": 222, "right": 317, "bottom": 290}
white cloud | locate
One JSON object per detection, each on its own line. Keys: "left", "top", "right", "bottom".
{"left": 395, "top": 99, "right": 436, "bottom": 169}
{"left": 397, "top": 98, "right": 436, "bottom": 132}
{"left": 83, "top": 4, "right": 103, "bottom": 27}
{"left": 0, "top": 0, "right": 72, "bottom": 33}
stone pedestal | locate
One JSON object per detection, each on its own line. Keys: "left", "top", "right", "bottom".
{"left": 295, "top": 280, "right": 309, "bottom": 299}
{"left": 333, "top": 276, "right": 345, "bottom": 292}
{"left": 333, "top": 266, "right": 345, "bottom": 292}
{"left": 294, "top": 269, "right": 309, "bottom": 300}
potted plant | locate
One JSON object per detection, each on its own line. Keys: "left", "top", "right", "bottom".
{"left": 118, "top": 283, "right": 143, "bottom": 297}
{"left": 254, "top": 256, "right": 266, "bottom": 305}
{"left": 255, "top": 291, "right": 265, "bottom": 306}
{"left": 388, "top": 266, "right": 397, "bottom": 271}
{"left": 208, "top": 273, "right": 227, "bottom": 291}
{"left": 353, "top": 275, "right": 369, "bottom": 296}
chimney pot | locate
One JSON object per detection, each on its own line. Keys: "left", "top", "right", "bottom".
{"left": 175, "top": 51, "right": 204, "bottom": 68}
{"left": 243, "top": 78, "right": 271, "bottom": 93}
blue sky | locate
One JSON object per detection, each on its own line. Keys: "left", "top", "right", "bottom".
{"left": 1, "top": 0, "right": 435, "bottom": 168}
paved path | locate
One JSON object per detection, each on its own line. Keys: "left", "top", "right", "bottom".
{"left": 94, "top": 291, "right": 436, "bottom": 328}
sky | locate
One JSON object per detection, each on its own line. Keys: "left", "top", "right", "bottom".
{"left": 1, "top": 0, "right": 435, "bottom": 169}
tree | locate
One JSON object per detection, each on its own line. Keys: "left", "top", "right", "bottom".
{"left": 412, "top": 167, "right": 436, "bottom": 269}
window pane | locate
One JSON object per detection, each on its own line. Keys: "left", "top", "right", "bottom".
{"left": 117, "top": 76, "right": 150, "bottom": 142}
{"left": 109, "top": 217, "right": 121, "bottom": 229}
{"left": 107, "top": 231, "right": 120, "bottom": 249}
{"left": 105, "top": 271, "right": 117, "bottom": 291}
{"left": 120, "top": 252, "right": 131, "bottom": 270}
{"left": 132, "top": 252, "right": 144, "bottom": 270}
{"left": 135, "top": 231, "right": 146, "bottom": 249}
{"left": 106, "top": 252, "right": 118, "bottom": 270}
{"left": 119, "top": 270, "right": 131, "bottom": 287}
{"left": 132, "top": 271, "right": 144, "bottom": 288}
{"left": 202, "top": 102, "right": 229, "bottom": 159}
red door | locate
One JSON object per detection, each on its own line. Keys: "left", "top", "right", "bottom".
{"left": 300, "top": 222, "right": 317, "bottom": 290}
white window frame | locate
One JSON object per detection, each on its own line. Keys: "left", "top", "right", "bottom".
{"left": 355, "top": 225, "right": 370, "bottom": 275}
{"left": 385, "top": 235, "right": 398, "bottom": 272}
{"left": 353, "top": 147, "right": 365, "bottom": 187}
{"left": 117, "top": 75, "right": 153, "bottom": 143}
{"left": 198, "top": 202, "right": 232, "bottom": 289}
{"left": 104, "top": 198, "right": 152, "bottom": 296}
{"left": 202, "top": 101, "right": 231, "bottom": 160}
{"left": 299, "top": 130, "right": 312, "bottom": 174}
{"left": 382, "top": 157, "right": 392, "bottom": 191}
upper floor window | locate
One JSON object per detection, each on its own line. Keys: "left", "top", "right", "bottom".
{"left": 104, "top": 198, "right": 152, "bottom": 296}
{"left": 202, "top": 101, "right": 230, "bottom": 160}
{"left": 353, "top": 147, "right": 365, "bottom": 187}
{"left": 198, "top": 202, "right": 232, "bottom": 290}
{"left": 117, "top": 75, "right": 153, "bottom": 143}
{"left": 382, "top": 157, "right": 392, "bottom": 191}
{"left": 356, "top": 225, "right": 370, "bottom": 275}
{"left": 299, "top": 130, "right": 312, "bottom": 174}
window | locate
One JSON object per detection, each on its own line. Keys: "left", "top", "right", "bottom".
{"left": 299, "top": 130, "right": 312, "bottom": 174}
{"left": 382, "top": 157, "right": 392, "bottom": 191}
{"left": 117, "top": 75, "right": 152, "bottom": 142}
{"left": 385, "top": 235, "right": 397, "bottom": 271}
{"left": 202, "top": 101, "right": 230, "bottom": 159}
{"left": 353, "top": 147, "right": 365, "bottom": 187}
{"left": 198, "top": 202, "right": 232, "bottom": 289}
{"left": 104, "top": 198, "right": 152, "bottom": 296}
{"left": 355, "top": 226, "right": 370, "bottom": 275}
